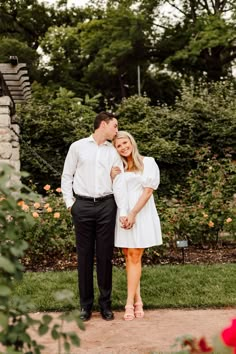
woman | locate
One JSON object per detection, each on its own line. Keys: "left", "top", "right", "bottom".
{"left": 112, "top": 131, "right": 162, "bottom": 321}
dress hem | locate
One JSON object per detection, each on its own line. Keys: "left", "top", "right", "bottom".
{"left": 114, "top": 242, "right": 163, "bottom": 248}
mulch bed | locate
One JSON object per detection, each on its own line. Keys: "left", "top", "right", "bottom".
{"left": 22, "top": 243, "right": 236, "bottom": 272}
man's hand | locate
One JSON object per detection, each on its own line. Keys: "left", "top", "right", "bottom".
{"left": 119, "top": 212, "right": 136, "bottom": 229}
{"left": 119, "top": 216, "right": 127, "bottom": 228}
{"left": 111, "top": 166, "right": 121, "bottom": 180}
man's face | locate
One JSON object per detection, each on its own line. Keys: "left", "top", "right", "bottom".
{"left": 105, "top": 118, "right": 118, "bottom": 140}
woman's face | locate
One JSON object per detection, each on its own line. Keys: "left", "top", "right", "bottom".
{"left": 115, "top": 137, "right": 133, "bottom": 157}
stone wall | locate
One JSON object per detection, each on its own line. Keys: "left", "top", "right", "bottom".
{"left": 0, "top": 96, "right": 20, "bottom": 173}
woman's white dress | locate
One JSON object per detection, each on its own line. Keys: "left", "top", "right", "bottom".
{"left": 115, "top": 157, "right": 162, "bottom": 248}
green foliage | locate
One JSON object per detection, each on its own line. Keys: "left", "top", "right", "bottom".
{"left": 19, "top": 83, "right": 96, "bottom": 189}
{"left": 0, "top": 0, "right": 56, "bottom": 49}
{"left": 22, "top": 184, "right": 75, "bottom": 267}
{"left": 1, "top": 0, "right": 236, "bottom": 104}
{"left": 0, "top": 37, "right": 39, "bottom": 80}
{"left": 78, "top": 3, "right": 151, "bottom": 100}
{"left": 159, "top": 150, "right": 236, "bottom": 247}
{"left": 117, "top": 81, "right": 236, "bottom": 193}
{"left": 0, "top": 164, "right": 83, "bottom": 353}
{"left": 40, "top": 25, "right": 87, "bottom": 95}
{"left": 151, "top": 0, "right": 236, "bottom": 81}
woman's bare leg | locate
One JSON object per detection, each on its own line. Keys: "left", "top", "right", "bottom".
{"left": 123, "top": 248, "right": 144, "bottom": 306}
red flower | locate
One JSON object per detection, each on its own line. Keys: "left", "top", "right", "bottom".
{"left": 198, "top": 337, "right": 213, "bottom": 352}
{"left": 221, "top": 318, "right": 236, "bottom": 354}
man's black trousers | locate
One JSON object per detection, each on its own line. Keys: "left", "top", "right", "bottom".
{"left": 71, "top": 196, "right": 117, "bottom": 311}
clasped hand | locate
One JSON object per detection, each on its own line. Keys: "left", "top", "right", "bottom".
{"left": 119, "top": 212, "right": 136, "bottom": 229}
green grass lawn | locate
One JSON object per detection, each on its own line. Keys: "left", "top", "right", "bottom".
{"left": 14, "top": 264, "right": 236, "bottom": 312}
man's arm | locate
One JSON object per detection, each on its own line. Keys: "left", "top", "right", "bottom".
{"left": 61, "top": 144, "right": 77, "bottom": 209}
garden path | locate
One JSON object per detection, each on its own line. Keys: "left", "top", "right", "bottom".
{"left": 30, "top": 308, "right": 236, "bottom": 353}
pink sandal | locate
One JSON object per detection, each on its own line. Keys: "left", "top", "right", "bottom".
{"left": 124, "top": 305, "right": 135, "bottom": 321}
{"left": 134, "top": 302, "right": 144, "bottom": 318}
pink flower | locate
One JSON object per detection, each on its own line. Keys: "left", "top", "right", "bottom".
{"left": 226, "top": 218, "right": 232, "bottom": 223}
{"left": 221, "top": 318, "right": 236, "bottom": 353}
{"left": 34, "top": 202, "right": 41, "bottom": 209}
{"left": 54, "top": 212, "right": 60, "bottom": 218}
{"left": 46, "top": 207, "right": 52, "bottom": 213}
{"left": 32, "top": 212, "right": 39, "bottom": 218}
{"left": 56, "top": 187, "right": 62, "bottom": 193}
{"left": 43, "top": 184, "right": 51, "bottom": 191}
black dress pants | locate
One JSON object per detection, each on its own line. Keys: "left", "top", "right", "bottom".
{"left": 71, "top": 196, "right": 117, "bottom": 310}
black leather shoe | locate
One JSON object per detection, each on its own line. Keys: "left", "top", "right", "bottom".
{"left": 80, "top": 308, "right": 92, "bottom": 322}
{"left": 100, "top": 309, "right": 114, "bottom": 321}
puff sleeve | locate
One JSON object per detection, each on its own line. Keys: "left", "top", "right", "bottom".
{"left": 141, "top": 157, "right": 160, "bottom": 190}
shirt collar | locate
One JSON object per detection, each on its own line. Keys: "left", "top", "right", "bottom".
{"left": 88, "top": 134, "right": 109, "bottom": 146}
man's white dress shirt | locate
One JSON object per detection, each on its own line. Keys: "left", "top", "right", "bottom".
{"left": 61, "top": 135, "right": 128, "bottom": 216}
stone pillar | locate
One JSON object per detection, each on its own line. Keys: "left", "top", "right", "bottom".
{"left": 0, "top": 95, "right": 20, "bottom": 173}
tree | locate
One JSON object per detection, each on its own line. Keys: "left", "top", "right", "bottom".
{"left": 0, "top": 37, "right": 39, "bottom": 81}
{"left": 80, "top": 3, "right": 151, "bottom": 100}
{"left": 0, "top": 0, "right": 55, "bottom": 49}
{"left": 146, "top": 0, "right": 236, "bottom": 81}
{"left": 19, "top": 83, "right": 96, "bottom": 189}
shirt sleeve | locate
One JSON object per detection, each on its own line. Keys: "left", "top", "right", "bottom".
{"left": 112, "top": 150, "right": 128, "bottom": 216}
{"left": 141, "top": 157, "right": 160, "bottom": 190}
{"left": 61, "top": 143, "right": 77, "bottom": 208}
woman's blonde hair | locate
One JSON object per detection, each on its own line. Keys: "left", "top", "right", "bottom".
{"left": 113, "top": 131, "right": 144, "bottom": 172}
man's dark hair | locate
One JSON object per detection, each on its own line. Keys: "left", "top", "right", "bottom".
{"left": 94, "top": 111, "right": 116, "bottom": 130}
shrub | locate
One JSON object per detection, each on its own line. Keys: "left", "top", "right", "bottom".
{"left": 157, "top": 149, "right": 236, "bottom": 247}
{"left": 0, "top": 164, "right": 82, "bottom": 353}
{"left": 21, "top": 184, "right": 75, "bottom": 268}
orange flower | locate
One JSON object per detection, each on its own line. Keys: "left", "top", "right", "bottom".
{"left": 56, "top": 187, "right": 62, "bottom": 193}
{"left": 203, "top": 213, "right": 208, "bottom": 218}
{"left": 44, "top": 203, "right": 50, "bottom": 209}
{"left": 54, "top": 212, "right": 60, "bottom": 218}
{"left": 34, "top": 202, "right": 41, "bottom": 209}
{"left": 43, "top": 184, "right": 51, "bottom": 191}
{"left": 17, "top": 200, "right": 25, "bottom": 206}
{"left": 0, "top": 197, "right": 6, "bottom": 202}
{"left": 208, "top": 220, "right": 214, "bottom": 228}
{"left": 226, "top": 218, "right": 232, "bottom": 223}
{"left": 32, "top": 212, "right": 39, "bottom": 218}
{"left": 46, "top": 207, "right": 52, "bottom": 213}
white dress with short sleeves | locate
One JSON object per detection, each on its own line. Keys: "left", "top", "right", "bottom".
{"left": 115, "top": 157, "right": 162, "bottom": 248}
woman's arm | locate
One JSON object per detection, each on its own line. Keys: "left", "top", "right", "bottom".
{"left": 125, "top": 187, "right": 154, "bottom": 229}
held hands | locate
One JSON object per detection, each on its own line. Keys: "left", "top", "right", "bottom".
{"left": 119, "top": 211, "right": 136, "bottom": 229}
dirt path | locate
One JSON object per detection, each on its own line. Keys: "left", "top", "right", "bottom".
{"left": 29, "top": 308, "right": 235, "bottom": 353}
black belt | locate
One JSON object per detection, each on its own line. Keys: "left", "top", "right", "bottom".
{"left": 75, "top": 194, "right": 114, "bottom": 202}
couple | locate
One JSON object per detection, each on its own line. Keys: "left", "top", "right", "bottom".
{"left": 61, "top": 111, "right": 162, "bottom": 322}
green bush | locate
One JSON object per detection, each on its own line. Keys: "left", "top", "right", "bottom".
{"left": 158, "top": 149, "right": 236, "bottom": 247}
{"left": 0, "top": 164, "right": 82, "bottom": 353}
{"left": 21, "top": 184, "right": 75, "bottom": 268}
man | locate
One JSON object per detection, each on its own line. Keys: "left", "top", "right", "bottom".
{"left": 61, "top": 111, "right": 128, "bottom": 321}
